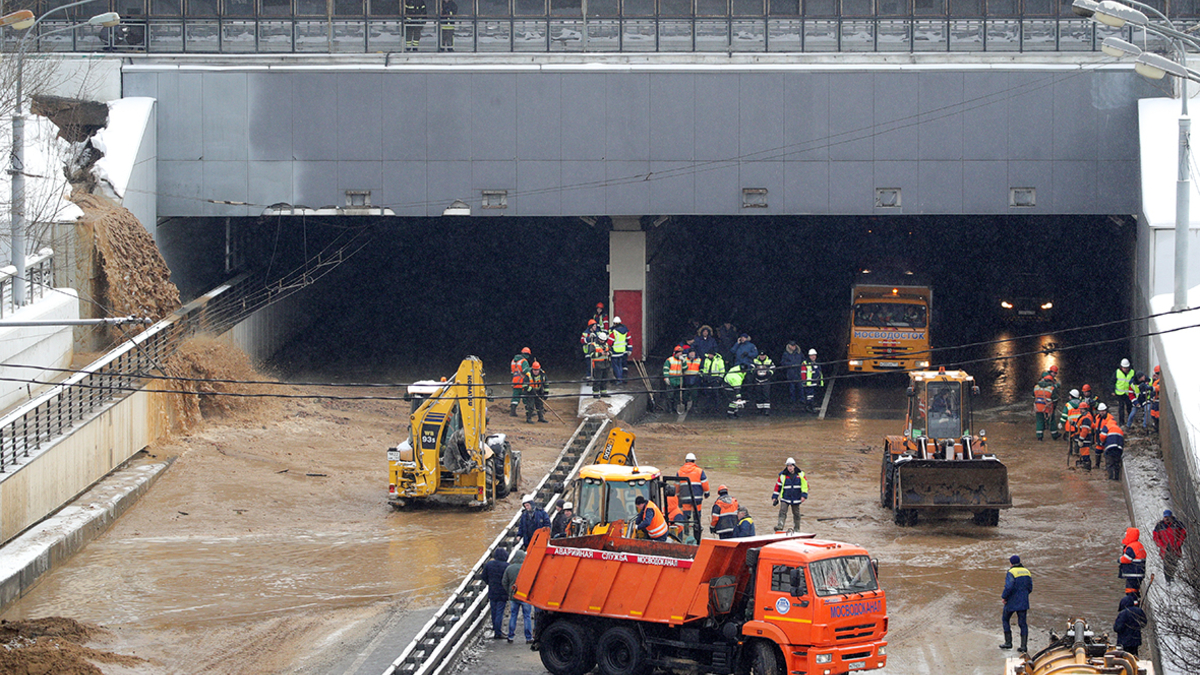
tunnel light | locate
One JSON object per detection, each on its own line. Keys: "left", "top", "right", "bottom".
{"left": 1041, "top": 302, "right": 1053, "bottom": 310}
{"left": 1001, "top": 301, "right": 1013, "bottom": 309}
{"left": 443, "top": 199, "right": 471, "bottom": 216}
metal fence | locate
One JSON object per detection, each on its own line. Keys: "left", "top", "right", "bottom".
{"left": 10, "top": 15, "right": 1193, "bottom": 53}
{"left": 0, "top": 249, "right": 56, "bottom": 320}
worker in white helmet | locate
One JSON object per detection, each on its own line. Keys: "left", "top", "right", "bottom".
{"left": 1115, "top": 358, "right": 1135, "bottom": 423}
{"left": 801, "top": 348, "right": 825, "bottom": 414}
{"left": 609, "top": 316, "right": 631, "bottom": 385}
{"left": 772, "top": 457, "right": 808, "bottom": 532}
{"left": 677, "top": 452, "right": 710, "bottom": 540}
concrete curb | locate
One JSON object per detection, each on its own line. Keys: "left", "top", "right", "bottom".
{"left": 0, "top": 457, "right": 173, "bottom": 614}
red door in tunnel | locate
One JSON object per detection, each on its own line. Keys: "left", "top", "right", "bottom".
{"left": 613, "top": 290, "right": 642, "bottom": 361}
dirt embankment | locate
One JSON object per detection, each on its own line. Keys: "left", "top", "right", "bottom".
{"left": 0, "top": 618, "right": 143, "bottom": 675}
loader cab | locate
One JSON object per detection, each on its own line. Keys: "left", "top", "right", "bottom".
{"left": 907, "top": 370, "right": 977, "bottom": 442}
{"left": 572, "top": 464, "right": 660, "bottom": 533}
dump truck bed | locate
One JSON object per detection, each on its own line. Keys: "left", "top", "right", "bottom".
{"left": 515, "top": 527, "right": 806, "bottom": 626}
{"left": 895, "top": 457, "right": 1012, "bottom": 509}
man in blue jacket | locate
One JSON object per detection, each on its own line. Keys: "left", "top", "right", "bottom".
{"left": 479, "top": 547, "right": 510, "bottom": 639}
{"left": 517, "top": 494, "right": 551, "bottom": 547}
{"left": 1113, "top": 596, "right": 1148, "bottom": 656}
{"left": 1000, "top": 554, "right": 1033, "bottom": 653}
{"left": 731, "top": 334, "right": 759, "bottom": 369}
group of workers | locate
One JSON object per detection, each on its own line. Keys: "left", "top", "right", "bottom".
{"left": 1032, "top": 358, "right": 1162, "bottom": 481}
{"left": 659, "top": 329, "right": 825, "bottom": 417}
{"left": 579, "top": 303, "right": 632, "bottom": 398}
{"left": 1002, "top": 510, "right": 1188, "bottom": 657}
{"left": 509, "top": 347, "right": 549, "bottom": 423}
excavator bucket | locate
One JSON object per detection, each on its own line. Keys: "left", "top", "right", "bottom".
{"left": 894, "top": 458, "right": 1011, "bottom": 509}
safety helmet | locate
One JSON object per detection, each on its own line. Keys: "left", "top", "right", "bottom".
{"left": 1155, "top": 365, "right": 1162, "bottom": 374}
{"left": 1049, "top": 365, "right": 1058, "bottom": 373}
{"left": 1079, "top": 401, "right": 1090, "bottom": 410}
{"left": 612, "top": 316, "right": 621, "bottom": 324}
{"left": 588, "top": 319, "right": 596, "bottom": 326}
{"left": 808, "top": 349, "right": 817, "bottom": 356}
{"left": 1097, "top": 402, "right": 1108, "bottom": 412}
{"left": 1121, "top": 358, "right": 1131, "bottom": 368}
{"left": 522, "top": 494, "right": 534, "bottom": 504}
{"left": 685, "top": 452, "right": 696, "bottom": 462}
{"left": 522, "top": 347, "right": 531, "bottom": 354}
{"left": 532, "top": 361, "right": 541, "bottom": 369}
{"left": 674, "top": 346, "right": 684, "bottom": 353}
{"left": 717, "top": 485, "right": 728, "bottom": 494}
{"left": 597, "top": 332, "right": 608, "bottom": 340}
{"left": 1069, "top": 389, "right": 1080, "bottom": 398}
{"left": 597, "top": 302, "right": 605, "bottom": 309}
{"left": 562, "top": 501, "right": 573, "bottom": 510}
{"left": 786, "top": 457, "right": 796, "bottom": 465}
{"left": 1082, "top": 384, "right": 1092, "bottom": 392}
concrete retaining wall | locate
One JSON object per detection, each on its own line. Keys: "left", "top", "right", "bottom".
{"left": 0, "top": 290, "right": 78, "bottom": 412}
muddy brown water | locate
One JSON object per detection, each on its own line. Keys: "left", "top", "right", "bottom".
{"left": 1, "top": 393, "right": 1137, "bottom": 675}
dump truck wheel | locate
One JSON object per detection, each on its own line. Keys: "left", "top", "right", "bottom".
{"left": 492, "top": 455, "right": 511, "bottom": 499}
{"left": 540, "top": 620, "right": 595, "bottom": 675}
{"left": 973, "top": 509, "right": 1000, "bottom": 526}
{"left": 596, "top": 625, "right": 648, "bottom": 675}
{"left": 745, "top": 640, "right": 782, "bottom": 675}
{"left": 510, "top": 451, "right": 522, "bottom": 492}
{"left": 880, "top": 461, "right": 894, "bottom": 510}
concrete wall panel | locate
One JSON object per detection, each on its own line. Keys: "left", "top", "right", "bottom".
{"left": 829, "top": 161, "right": 873, "bottom": 214}
{"left": 516, "top": 161, "right": 563, "bottom": 215}
{"left": 873, "top": 73, "right": 919, "bottom": 161}
{"left": 248, "top": 160, "right": 293, "bottom": 209}
{"left": 1051, "top": 160, "right": 1097, "bottom": 213}
{"left": 203, "top": 160, "right": 250, "bottom": 216}
{"left": 517, "top": 74, "right": 562, "bottom": 160}
{"left": 293, "top": 160, "right": 340, "bottom": 209}
{"left": 784, "top": 161, "right": 830, "bottom": 213}
{"left": 739, "top": 161, "right": 784, "bottom": 214}
{"left": 472, "top": 73, "right": 517, "bottom": 161}
{"left": 828, "top": 73, "right": 873, "bottom": 161}
{"left": 381, "top": 160, "right": 429, "bottom": 216}
{"left": 784, "top": 72, "right": 830, "bottom": 162}
{"left": 1053, "top": 75, "right": 1097, "bottom": 162}
{"left": 1007, "top": 160, "right": 1054, "bottom": 213}
{"left": 157, "top": 73, "right": 204, "bottom": 161}
{"left": 918, "top": 72, "right": 963, "bottom": 162}
{"left": 1007, "top": 79, "right": 1055, "bottom": 162}
{"left": 561, "top": 160, "right": 606, "bottom": 213}
{"left": 649, "top": 74, "right": 696, "bottom": 162}
{"left": 648, "top": 161, "right": 696, "bottom": 214}
{"left": 248, "top": 73, "right": 294, "bottom": 161}
{"left": 561, "top": 75, "right": 607, "bottom": 161}
{"left": 606, "top": 160, "right": 652, "bottom": 216}
{"left": 338, "top": 74, "right": 384, "bottom": 161}
{"left": 293, "top": 74, "right": 340, "bottom": 162}
{"left": 873, "top": 160, "right": 917, "bottom": 213}
{"left": 201, "top": 73, "right": 248, "bottom": 162}
{"left": 739, "top": 73, "right": 785, "bottom": 159}
{"left": 962, "top": 72, "right": 1010, "bottom": 162}
{"left": 606, "top": 74, "right": 650, "bottom": 162}
{"left": 693, "top": 74, "right": 740, "bottom": 161}
{"left": 917, "top": 161, "right": 963, "bottom": 214}
{"left": 382, "top": 73, "right": 428, "bottom": 161}
{"left": 693, "top": 163, "right": 740, "bottom": 214}
{"left": 961, "top": 161, "right": 1009, "bottom": 213}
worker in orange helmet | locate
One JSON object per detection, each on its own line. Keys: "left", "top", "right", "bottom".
{"left": 1074, "top": 401, "right": 1095, "bottom": 471}
{"left": 591, "top": 302, "right": 609, "bottom": 332}
{"left": 580, "top": 319, "right": 599, "bottom": 379}
{"left": 1032, "top": 373, "right": 1058, "bottom": 441}
{"left": 710, "top": 486, "right": 739, "bottom": 539}
{"left": 523, "top": 361, "right": 548, "bottom": 424}
{"left": 510, "top": 347, "right": 532, "bottom": 417}
{"left": 1150, "top": 366, "right": 1162, "bottom": 434}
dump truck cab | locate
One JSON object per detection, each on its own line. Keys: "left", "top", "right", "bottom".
{"left": 881, "top": 368, "right": 1011, "bottom": 526}
{"left": 386, "top": 357, "right": 519, "bottom": 507}
{"left": 516, "top": 528, "right": 887, "bottom": 675}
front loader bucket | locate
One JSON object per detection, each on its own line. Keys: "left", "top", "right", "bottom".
{"left": 894, "top": 458, "right": 1011, "bottom": 509}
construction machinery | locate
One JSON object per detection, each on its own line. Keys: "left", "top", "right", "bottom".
{"left": 1005, "top": 619, "right": 1153, "bottom": 675}
{"left": 562, "top": 427, "right": 704, "bottom": 542}
{"left": 387, "top": 356, "right": 520, "bottom": 508}
{"left": 847, "top": 274, "right": 932, "bottom": 373}
{"left": 515, "top": 527, "right": 888, "bottom": 675}
{"left": 880, "top": 368, "right": 1011, "bottom": 526}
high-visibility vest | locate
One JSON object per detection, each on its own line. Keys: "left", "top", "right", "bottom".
{"left": 1064, "top": 399, "right": 1081, "bottom": 433}
{"left": 524, "top": 371, "right": 546, "bottom": 394}
{"left": 686, "top": 358, "right": 701, "bottom": 376}
{"left": 677, "top": 462, "right": 708, "bottom": 510}
{"left": 666, "top": 495, "right": 684, "bottom": 522}
{"left": 773, "top": 470, "right": 808, "bottom": 504}
{"left": 511, "top": 356, "right": 528, "bottom": 389}
{"left": 711, "top": 496, "right": 739, "bottom": 536}
{"left": 1115, "top": 368, "right": 1135, "bottom": 395}
{"left": 702, "top": 353, "right": 726, "bottom": 378}
{"left": 590, "top": 342, "right": 610, "bottom": 364}
{"left": 1077, "top": 412, "right": 1095, "bottom": 443}
{"left": 665, "top": 356, "right": 684, "bottom": 378}
{"left": 640, "top": 501, "right": 668, "bottom": 539}
{"left": 724, "top": 367, "right": 746, "bottom": 388}
{"left": 752, "top": 356, "right": 774, "bottom": 381}
{"left": 611, "top": 327, "right": 629, "bottom": 355}
{"left": 1033, "top": 379, "right": 1055, "bottom": 413}
{"left": 802, "top": 360, "right": 824, "bottom": 387}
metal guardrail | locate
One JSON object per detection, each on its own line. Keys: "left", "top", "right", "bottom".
{"left": 7, "top": 15, "right": 1191, "bottom": 54}
{"left": 0, "top": 248, "right": 55, "bottom": 320}
{"left": 0, "top": 225, "right": 373, "bottom": 474}
{"left": 385, "top": 415, "right": 610, "bottom": 675}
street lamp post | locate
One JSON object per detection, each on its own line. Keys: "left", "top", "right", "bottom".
{"left": 1075, "top": 0, "right": 1199, "bottom": 310}
{"left": 8, "top": 0, "right": 118, "bottom": 307}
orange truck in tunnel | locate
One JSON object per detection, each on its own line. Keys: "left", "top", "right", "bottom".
{"left": 514, "top": 527, "right": 888, "bottom": 675}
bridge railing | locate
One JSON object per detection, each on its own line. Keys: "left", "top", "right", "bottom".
{"left": 0, "top": 249, "right": 56, "bottom": 320}
{"left": 12, "top": 15, "right": 1190, "bottom": 54}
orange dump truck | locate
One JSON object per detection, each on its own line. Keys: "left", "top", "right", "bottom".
{"left": 514, "top": 527, "right": 887, "bottom": 675}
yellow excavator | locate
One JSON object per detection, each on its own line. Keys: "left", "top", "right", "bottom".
{"left": 387, "top": 356, "right": 520, "bottom": 508}
{"left": 560, "top": 427, "right": 703, "bottom": 542}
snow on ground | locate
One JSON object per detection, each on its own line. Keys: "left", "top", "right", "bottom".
{"left": 0, "top": 115, "right": 82, "bottom": 228}
{"left": 91, "top": 97, "right": 153, "bottom": 200}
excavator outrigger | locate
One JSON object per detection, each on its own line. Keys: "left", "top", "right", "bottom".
{"left": 880, "top": 368, "right": 1011, "bottom": 526}
{"left": 387, "top": 356, "right": 520, "bottom": 508}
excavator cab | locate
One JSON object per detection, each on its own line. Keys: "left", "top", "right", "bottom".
{"left": 881, "top": 369, "right": 1011, "bottom": 527}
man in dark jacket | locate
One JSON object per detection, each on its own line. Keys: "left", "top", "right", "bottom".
{"left": 731, "top": 334, "right": 759, "bottom": 369}
{"left": 551, "top": 501, "right": 575, "bottom": 539}
{"left": 480, "top": 547, "right": 510, "bottom": 639}
{"left": 1153, "top": 509, "right": 1188, "bottom": 583}
{"left": 1113, "top": 597, "right": 1148, "bottom": 656}
{"left": 502, "top": 550, "right": 532, "bottom": 643}
{"left": 772, "top": 458, "right": 808, "bottom": 532}
{"left": 693, "top": 325, "right": 718, "bottom": 357}
{"left": 1000, "top": 555, "right": 1033, "bottom": 653}
{"left": 518, "top": 494, "right": 551, "bottom": 547}
{"left": 733, "top": 507, "right": 755, "bottom": 537}
{"left": 780, "top": 342, "right": 804, "bottom": 403}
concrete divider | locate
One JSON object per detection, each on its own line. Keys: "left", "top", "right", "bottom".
{"left": 0, "top": 458, "right": 172, "bottom": 613}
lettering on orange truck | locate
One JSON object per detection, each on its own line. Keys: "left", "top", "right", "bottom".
{"left": 828, "top": 599, "right": 884, "bottom": 618}
{"left": 852, "top": 331, "right": 925, "bottom": 341}
{"left": 546, "top": 545, "right": 694, "bottom": 568}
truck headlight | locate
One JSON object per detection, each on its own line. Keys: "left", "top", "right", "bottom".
{"left": 878, "top": 646, "right": 886, "bottom": 655}
{"left": 815, "top": 654, "right": 833, "bottom": 664}
{"left": 849, "top": 360, "right": 862, "bottom": 367}
{"left": 917, "top": 361, "right": 930, "bottom": 368}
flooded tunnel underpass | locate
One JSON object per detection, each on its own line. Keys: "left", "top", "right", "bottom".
{"left": 0, "top": 212, "right": 1149, "bottom": 674}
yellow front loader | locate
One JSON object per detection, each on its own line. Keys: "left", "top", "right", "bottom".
{"left": 387, "top": 356, "right": 520, "bottom": 508}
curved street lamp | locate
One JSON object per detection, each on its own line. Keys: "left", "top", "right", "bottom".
{"left": 8, "top": 0, "right": 119, "bottom": 306}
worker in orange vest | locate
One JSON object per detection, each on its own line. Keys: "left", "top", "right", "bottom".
{"left": 634, "top": 495, "right": 668, "bottom": 542}
{"left": 662, "top": 346, "right": 686, "bottom": 411}
{"left": 683, "top": 348, "right": 702, "bottom": 410}
{"left": 510, "top": 347, "right": 531, "bottom": 417}
{"left": 1033, "top": 373, "right": 1058, "bottom": 441}
{"left": 1075, "top": 401, "right": 1095, "bottom": 471}
{"left": 1150, "top": 366, "right": 1161, "bottom": 434}
{"left": 710, "top": 485, "right": 739, "bottom": 539}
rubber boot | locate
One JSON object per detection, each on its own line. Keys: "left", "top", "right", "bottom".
{"left": 509, "top": 404, "right": 518, "bottom": 417}
{"left": 1019, "top": 636, "right": 1028, "bottom": 653}
{"left": 537, "top": 413, "right": 547, "bottom": 423}
{"left": 526, "top": 413, "right": 534, "bottom": 424}
{"left": 999, "top": 632, "right": 1012, "bottom": 650}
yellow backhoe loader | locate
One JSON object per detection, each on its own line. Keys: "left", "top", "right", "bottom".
{"left": 387, "top": 356, "right": 520, "bottom": 508}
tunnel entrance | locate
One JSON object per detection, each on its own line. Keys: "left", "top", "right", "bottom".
{"left": 155, "top": 213, "right": 1135, "bottom": 390}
